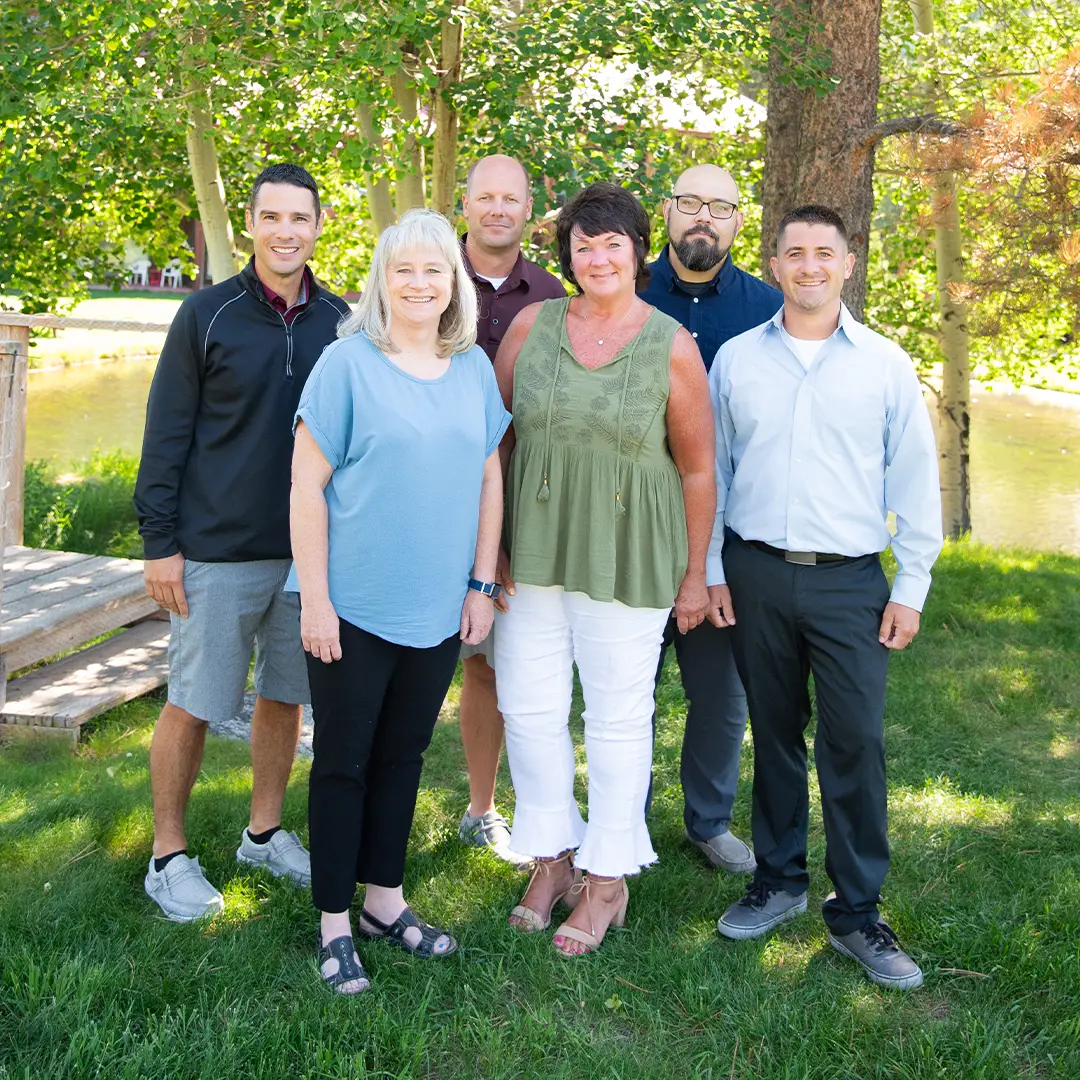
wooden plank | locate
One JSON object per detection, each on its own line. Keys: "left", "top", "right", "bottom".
{"left": 1, "top": 620, "right": 168, "bottom": 729}
{"left": 2, "top": 571, "right": 154, "bottom": 657}
{"left": 0, "top": 724, "right": 78, "bottom": 748}
{"left": 2, "top": 556, "right": 143, "bottom": 616}
{"left": 2, "top": 546, "right": 100, "bottom": 584}
{"left": 1, "top": 592, "right": 160, "bottom": 672}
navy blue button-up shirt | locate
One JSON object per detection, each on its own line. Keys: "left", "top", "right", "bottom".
{"left": 640, "top": 245, "right": 782, "bottom": 371}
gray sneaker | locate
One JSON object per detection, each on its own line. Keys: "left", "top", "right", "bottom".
{"left": 236, "top": 829, "right": 311, "bottom": 886}
{"left": 686, "top": 828, "right": 757, "bottom": 874}
{"left": 458, "top": 809, "right": 528, "bottom": 867}
{"left": 144, "top": 854, "right": 225, "bottom": 923}
{"left": 829, "top": 921, "right": 924, "bottom": 990}
{"left": 717, "top": 881, "right": 808, "bottom": 940}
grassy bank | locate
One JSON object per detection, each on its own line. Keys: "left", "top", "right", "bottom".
{"left": 3, "top": 294, "right": 181, "bottom": 369}
{"left": 1, "top": 542, "right": 1078, "bottom": 1079}
{"left": 23, "top": 450, "right": 142, "bottom": 559}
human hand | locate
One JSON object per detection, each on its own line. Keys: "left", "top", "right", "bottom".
{"left": 707, "top": 584, "right": 736, "bottom": 628}
{"left": 144, "top": 553, "right": 188, "bottom": 618}
{"left": 674, "top": 573, "right": 709, "bottom": 634}
{"left": 302, "top": 597, "right": 342, "bottom": 663}
{"left": 461, "top": 589, "right": 495, "bottom": 645}
{"left": 879, "top": 601, "right": 920, "bottom": 650}
{"left": 494, "top": 547, "right": 515, "bottom": 614}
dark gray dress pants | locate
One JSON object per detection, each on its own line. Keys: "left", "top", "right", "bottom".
{"left": 649, "top": 617, "right": 748, "bottom": 841}
{"left": 723, "top": 532, "right": 892, "bottom": 936}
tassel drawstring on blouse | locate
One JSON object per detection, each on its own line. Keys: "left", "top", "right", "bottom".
{"left": 613, "top": 331, "right": 637, "bottom": 518}
{"left": 537, "top": 301, "right": 569, "bottom": 502}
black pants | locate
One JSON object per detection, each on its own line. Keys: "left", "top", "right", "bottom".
{"left": 306, "top": 619, "right": 460, "bottom": 913}
{"left": 647, "top": 617, "right": 748, "bottom": 840}
{"left": 724, "top": 533, "right": 892, "bottom": 935}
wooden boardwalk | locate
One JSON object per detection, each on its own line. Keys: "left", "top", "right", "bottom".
{"left": 1, "top": 546, "right": 167, "bottom": 743}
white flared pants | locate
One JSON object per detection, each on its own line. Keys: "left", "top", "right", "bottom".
{"left": 494, "top": 584, "right": 670, "bottom": 877}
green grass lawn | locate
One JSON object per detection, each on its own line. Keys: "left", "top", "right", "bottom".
{"left": 1, "top": 542, "right": 1078, "bottom": 1079}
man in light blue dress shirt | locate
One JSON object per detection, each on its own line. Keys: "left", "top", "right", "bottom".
{"left": 707, "top": 205, "right": 943, "bottom": 991}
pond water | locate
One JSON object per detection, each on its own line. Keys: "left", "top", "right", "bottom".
{"left": 24, "top": 358, "right": 1080, "bottom": 554}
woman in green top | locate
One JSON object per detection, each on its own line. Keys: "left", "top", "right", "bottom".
{"left": 491, "top": 183, "right": 718, "bottom": 956}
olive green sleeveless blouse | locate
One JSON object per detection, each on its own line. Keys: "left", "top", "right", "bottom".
{"left": 506, "top": 297, "right": 688, "bottom": 609}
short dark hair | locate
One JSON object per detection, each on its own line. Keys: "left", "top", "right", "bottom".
{"left": 556, "top": 183, "right": 651, "bottom": 292}
{"left": 776, "top": 204, "right": 848, "bottom": 249}
{"left": 249, "top": 163, "right": 321, "bottom": 218}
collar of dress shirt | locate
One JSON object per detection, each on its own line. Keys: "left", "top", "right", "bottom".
{"left": 764, "top": 301, "right": 871, "bottom": 346}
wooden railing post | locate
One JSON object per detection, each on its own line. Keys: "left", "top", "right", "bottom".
{"left": 0, "top": 321, "right": 29, "bottom": 551}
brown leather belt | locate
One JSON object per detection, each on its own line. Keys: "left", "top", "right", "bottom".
{"left": 745, "top": 539, "right": 852, "bottom": 566}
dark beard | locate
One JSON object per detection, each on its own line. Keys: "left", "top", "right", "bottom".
{"left": 673, "top": 233, "right": 730, "bottom": 273}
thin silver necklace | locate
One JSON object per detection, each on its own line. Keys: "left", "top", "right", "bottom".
{"left": 576, "top": 297, "right": 637, "bottom": 346}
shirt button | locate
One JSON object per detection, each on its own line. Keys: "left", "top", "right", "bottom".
{"left": 793, "top": 498, "right": 800, "bottom": 504}
{"left": 692, "top": 332, "right": 698, "bottom": 339}
{"left": 693, "top": 298, "right": 700, "bottom": 304}
{"left": 492, "top": 318, "right": 499, "bottom": 325}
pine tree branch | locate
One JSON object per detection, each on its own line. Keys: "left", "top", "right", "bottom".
{"left": 853, "top": 115, "right": 965, "bottom": 153}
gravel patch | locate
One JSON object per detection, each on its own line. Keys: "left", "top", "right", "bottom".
{"left": 207, "top": 692, "right": 314, "bottom": 757}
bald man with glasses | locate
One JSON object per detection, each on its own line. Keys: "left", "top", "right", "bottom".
{"left": 640, "top": 164, "right": 782, "bottom": 875}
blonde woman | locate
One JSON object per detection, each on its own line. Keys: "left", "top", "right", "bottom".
{"left": 287, "top": 209, "right": 510, "bottom": 993}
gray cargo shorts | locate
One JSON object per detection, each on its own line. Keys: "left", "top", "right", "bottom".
{"left": 459, "top": 618, "right": 496, "bottom": 667}
{"left": 167, "top": 558, "right": 309, "bottom": 724}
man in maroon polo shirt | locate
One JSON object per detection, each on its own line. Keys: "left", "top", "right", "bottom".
{"left": 456, "top": 154, "right": 566, "bottom": 862}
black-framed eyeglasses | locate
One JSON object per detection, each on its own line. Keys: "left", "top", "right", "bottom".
{"left": 672, "top": 194, "right": 738, "bottom": 220}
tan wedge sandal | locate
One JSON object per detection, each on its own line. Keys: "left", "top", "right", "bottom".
{"left": 509, "top": 850, "right": 579, "bottom": 932}
{"left": 552, "top": 874, "right": 629, "bottom": 957}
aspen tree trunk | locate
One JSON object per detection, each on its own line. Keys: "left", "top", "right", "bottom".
{"left": 184, "top": 81, "right": 239, "bottom": 284}
{"left": 761, "top": 0, "right": 881, "bottom": 319}
{"left": 391, "top": 70, "right": 426, "bottom": 214}
{"left": 910, "top": 0, "right": 971, "bottom": 537}
{"left": 431, "top": 19, "right": 463, "bottom": 217}
{"left": 356, "top": 102, "right": 396, "bottom": 234}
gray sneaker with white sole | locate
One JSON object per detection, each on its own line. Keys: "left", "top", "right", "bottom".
{"left": 717, "top": 881, "right": 808, "bottom": 940}
{"left": 236, "top": 829, "right": 311, "bottom": 886}
{"left": 686, "top": 828, "right": 757, "bottom": 874}
{"left": 458, "top": 809, "right": 529, "bottom": 868}
{"left": 828, "top": 921, "right": 924, "bottom": 990}
{"left": 144, "top": 854, "right": 225, "bottom": 922}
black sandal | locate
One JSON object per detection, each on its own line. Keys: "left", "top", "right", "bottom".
{"left": 318, "top": 933, "right": 371, "bottom": 994}
{"left": 358, "top": 906, "right": 458, "bottom": 958}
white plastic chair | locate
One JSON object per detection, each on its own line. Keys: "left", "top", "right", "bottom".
{"left": 160, "top": 260, "right": 183, "bottom": 289}
{"left": 129, "top": 258, "right": 151, "bottom": 286}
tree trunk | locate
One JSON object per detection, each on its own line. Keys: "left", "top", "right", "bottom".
{"left": 933, "top": 183, "right": 972, "bottom": 539}
{"left": 431, "top": 19, "right": 463, "bottom": 218}
{"left": 761, "top": 0, "right": 881, "bottom": 319}
{"left": 184, "top": 81, "right": 239, "bottom": 285}
{"left": 391, "top": 69, "right": 426, "bottom": 214}
{"left": 356, "top": 102, "right": 396, "bottom": 234}
{"left": 911, "top": 0, "right": 970, "bottom": 538}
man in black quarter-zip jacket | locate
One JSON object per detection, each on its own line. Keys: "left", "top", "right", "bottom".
{"left": 134, "top": 163, "right": 350, "bottom": 922}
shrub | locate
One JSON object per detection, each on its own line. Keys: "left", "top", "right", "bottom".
{"left": 23, "top": 450, "right": 142, "bottom": 558}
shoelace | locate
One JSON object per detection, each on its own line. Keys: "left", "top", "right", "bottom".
{"left": 474, "top": 813, "right": 510, "bottom": 841}
{"left": 861, "top": 921, "right": 901, "bottom": 954}
{"left": 739, "top": 881, "right": 777, "bottom": 909}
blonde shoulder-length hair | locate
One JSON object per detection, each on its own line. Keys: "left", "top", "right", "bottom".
{"left": 337, "top": 208, "right": 478, "bottom": 358}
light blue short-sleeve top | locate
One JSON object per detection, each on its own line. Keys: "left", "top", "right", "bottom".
{"left": 284, "top": 332, "right": 511, "bottom": 648}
